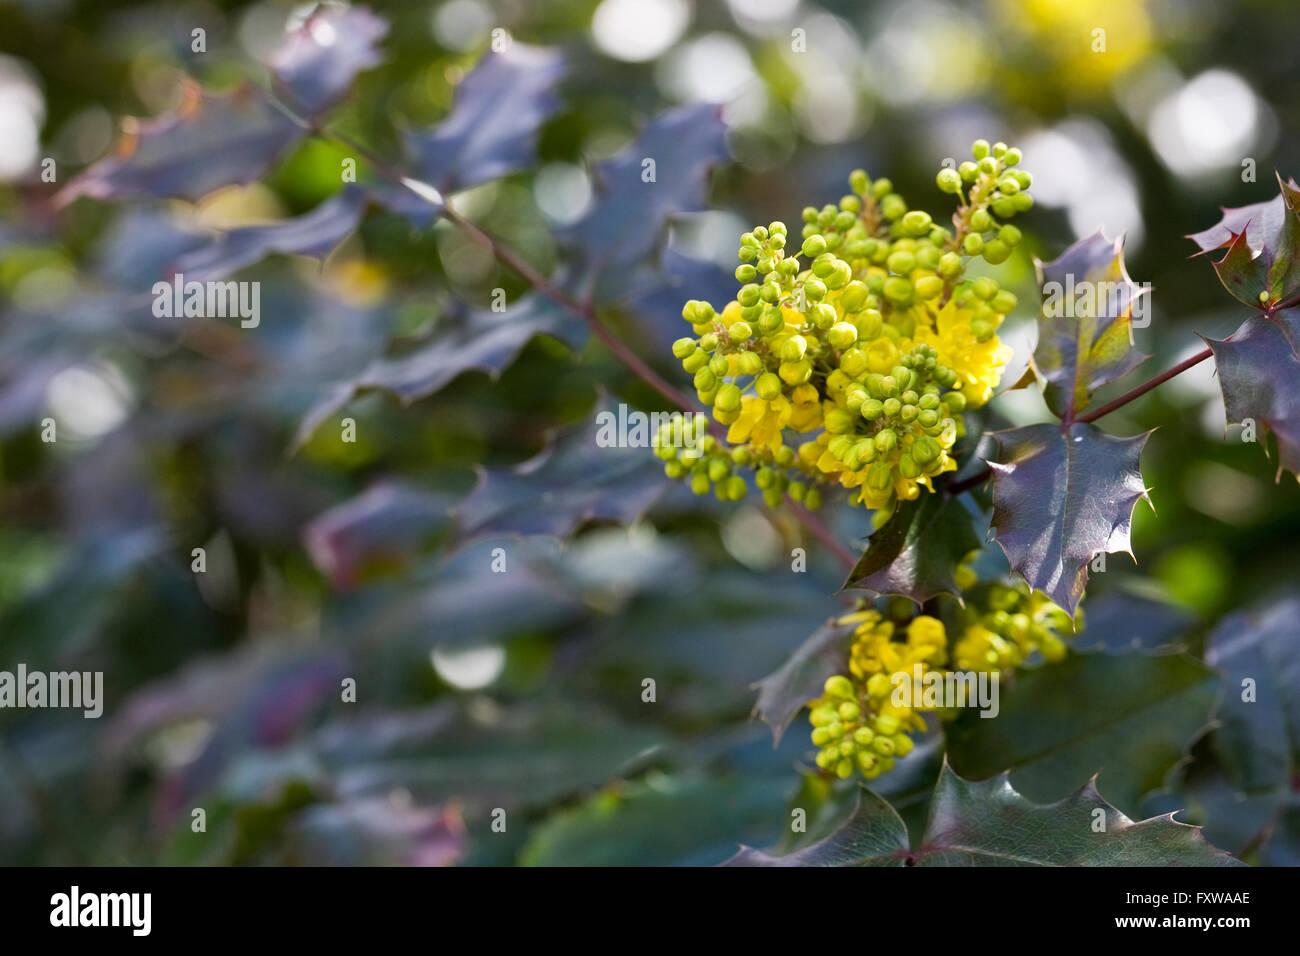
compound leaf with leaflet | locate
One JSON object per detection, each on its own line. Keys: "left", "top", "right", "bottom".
{"left": 751, "top": 617, "right": 857, "bottom": 745}
{"left": 1188, "top": 174, "right": 1300, "bottom": 308}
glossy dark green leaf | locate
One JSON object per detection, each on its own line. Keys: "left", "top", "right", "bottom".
{"left": 727, "top": 762, "right": 1237, "bottom": 865}
{"left": 989, "top": 422, "right": 1151, "bottom": 614}
{"left": 1031, "top": 231, "right": 1149, "bottom": 421}
{"left": 750, "top": 617, "right": 856, "bottom": 745}
{"left": 841, "top": 492, "right": 981, "bottom": 604}
{"left": 945, "top": 651, "right": 1217, "bottom": 814}
{"left": 722, "top": 784, "right": 909, "bottom": 866}
{"left": 1205, "top": 594, "right": 1300, "bottom": 794}
{"left": 1202, "top": 309, "right": 1300, "bottom": 480}
{"left": 1188, "top": 175, "right": 1300, "bottom": 307}
{"left": 453, "top": 399, "right": 671, "bottom": 542}
{"left": 521, "top": 775, "right": 792, "bottom": 866}
{"left": 406, "top": 44, "right": 565, "bottom": 197}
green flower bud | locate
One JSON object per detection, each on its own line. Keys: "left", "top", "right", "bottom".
{"left": 958, "top": 161, "right": 978, "bottom": 181}
{"left": 938, "top": 251, "right": 962, "bottom": 278}
{"left": 827, "top": 322, "right": 858, "bottom": 349}
{"left": 969, "top": 208, "right": 992, "bottom": 232}
{"left": 693, "top": 368, "right": 716, "bottom": 392}
{"left": 943, "top": 390, "right": 967, "bottom": 412}
{"left": 755, "top": 466, "right": 776, "bottom": 489}
{"left": 914, "top": 275, "right": 944, "bottom": 300}
{"left": 709, "top": 353, "right": 729, "bottom": 377}
{"left": 962, "top": 233, "right": 984, "bottom": 256}
{"left": 990, "top": 290, "right": 1018, "bottom": 314}
{"left": 726, "top": 475, "right": 747, "bottom": 500}
{"left": 918, "top": 409, "right": 939, "bottom": 428}
{"left": 728, "top": 321, "right": 753, "bottom": 342}
{"left": 972, "top": 277, "right": 998, "bottom": 301}
{"left": 840, "top": 349, "right": 869, "bottom": 377}
{"left": 803, "top": 277, "right": 827, "bottom": 301}
{"left": 972, "top": 138, "right": 990, "bottom": 160}
{"left": 977, "top": 156, "right": 998, "bottom": 176}
{"left": 824, "top": 407, "right": 855, "bottom": 434}
{"left": 682, "top": 350, "right": 709, "bottom": 373}
{"left": 824, "top": 675, "right": 855, "bottom": 699}
{"left": 983, "top": 238, "right": 1011, "bottom": 265}
{"left": 999, "top": 224, "right": 1022, "bottom": 246}
{"left": 811, "top": 302, "right": 838, "bottom": 329}
{"left": 811, "top": 727, "right": 832, "bottom": 747}
{"left": 867, "top": 460, "right": 893, "bottom": 491}
{"left": 671, "top": 337, "right": 697, "bottom": 359}
{"left": 936, "top": 167, "right": 962, "bottom": 193}
{"left": 801, "top": 234, "right": 828, "bottom": 258}
{"left": 737, "top": 351, "right": 763, "bottom": 376}
{"left": 849, "top": 169, "right": 870, "bottom": 194}
{"left": 861, "top": 398, "right": 884, "bottom": 421}
{"left": 874, "top": 713, "right": 901, "bottom": 735}
{"left": 780, "top": 335, "right": 807, "bottom": 362}
{"left": 874, "top": 428, "right": 898, "bottom": 453}
{"left": 883, "top": 276, "right": 914, "bottom": 305}
{"left": 779, "top": 359, "right": 813, "bottom": 386}
{"left": 997, "top": 176, "right": 1020, "bottom": 195}
{"left": 690, "top": 473, "right": 710, "bottom": 495}
{"left": 866, "top": 673, "right": 891, "bottom": 697}
{"left": 886, "top": 250, "right": 916, "bottom": 275}
{"left": 991, "top": 198, "right": 1016, "bottom": 219}
{"left": 882, "top": 397, "right": 902, "bottom": 418}
{"left": 735, "top": 264, "right": 757, "bottom": 282}
{"left": 839, "top": 280, "right": 869, "bottom": 313}
{"left": 755, "top": 372, "right": 782, "bottom": 401}
{"left": 737, "top": 284, "right": 761, "bottom": 307}
{"left": 880, "top": 194, "right": 906, "bottom": 220}
{"left": 901, "top": 210, "right": 932, "bottom": 236}
{"left": 788, "top": 480, "right": 807, "bottom": 502}
{"left": 715, "top": 383, "right": 742, "bottom": 412}
{"left": 707, "top": 457, "right": 730, "bottom": 483}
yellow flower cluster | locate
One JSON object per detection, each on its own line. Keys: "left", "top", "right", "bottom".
{"left": 653, "top": 140, "right": 1030, "bottom": 517}
{"left": 808, "top": 573, "right": 1080, "bottom": 782}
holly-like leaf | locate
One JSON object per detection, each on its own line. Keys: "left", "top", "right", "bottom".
{"left": 1205, "top": 594, "right": 1300, "bottom": 795}
{"left": 169, "top": 185, "right": 370, "bottom": 282}
{"left": 723, "top": 785, "right": 909, "bottom": 866}
{"left": 1202, "top": 309, "right": 1300, "bottom": 480}
{"left": 406, "top": 44, "right": 565, "bottom": 198}
{"left": 841, "top": 493, "right": 981, "bottom": 604}
{"left": 453, "top": 398, "right": 671, "bottom": 542}
{"left": 751, "top": 617, "right": 856, "bottom": 745}
{"left": 562, "top": 104, "right": 731, "bottom": 303}
{"left": 1031, "top": 231, "right": 1149, "bottom": 421}
{"left": 57, "top": 84, "right": 302, "bottom": 205}
{"left": 945, "top": 651, "right": 1217, "bottom": 814}
{"left": 726, "top": 761, "right": 1237, "bottom": 866}
{"left": 988, "top": 422, "right": 1151, "bottom": 614}
{"left": 291, "top": 294, "right": 587, "bottom": 451}
{"left": 268, "top": 5, "right": 389, "bottom": 118}
{"left": 1188, "top": 175, "right": 1300, "bottom": 307}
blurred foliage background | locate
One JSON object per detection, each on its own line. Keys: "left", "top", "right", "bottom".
{"left": 0, "top": 0, "right": 1297, "bottom": 865}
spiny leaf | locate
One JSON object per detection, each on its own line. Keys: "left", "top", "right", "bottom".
{"left": 751, "top": 617, "right": 856, "bottom": 745}
{"left": 268, "top": 5, "right": 389, "bottom": 117}
{"left": 726, "top": 761, "right": 1238, "bottom": 866}
{"left": 1201, "top": 309, "right": 1300, "bottom": 481}
{"left": 1188, "top": 175, "right": 1300, "bottom": 307}
{"left": 290, "top": 294, "right": 587, "bottom": 452}
{"left": 453, "top": 398, "right": 671, "bottom": 543}
{"left": 169, "top": 185, "right": 370, "bottom": 282}
{"left": 562, "top": 103, "right": 731, "bottom": 303}
{"left": 988, "top": 422, "right": 1151, "bottom": 615}
{"left": 944, "top": 651, "right": 1217, "bottom": 814}
{"left": 1031, "top": 231, "right": 1149, "bottom": 421}
{"left": 406, "top": 44, "right": 565, "bottom": 197}
{"left": 722, "top": 785, "right": 909, "bottom": 866}
{"left": 1205, "top": 594, "right": 1300, "bottom": 794}
{"left": 841, "top": 492, "right": 981, "bottom": 605}
{"left": 57, "top": 84, "right": 302, "bottom": 205}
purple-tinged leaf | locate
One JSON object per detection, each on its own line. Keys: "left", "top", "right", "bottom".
{"left": 303, "top": 480, "right": 453, "bottom": 589}
{"left": 1205, "top": 594, "right": 1300, "bottom": 794}
{"left": 454, "top": 399, "right": 671, "bottom": 542}
{"left": 1188, "top": 175, "right": 1300, "bottom": 307}
{"left": 168, "top": 185, "right": 370, "bottom": 282}
{"left": 988, "top": 422, "right": 1151, "bottom": 615}
{"left": 842, "top": 493, "right": 981, "bottom": 605}
{"left": 57, "top": 84, "right": 302, "bottom": 205}
{"left": 1202, "top": 310, "right": 1300, "bottom": 480}
{"left": 562, "top": 104, "right": 731, "bottom": 302}
{"left": 290, "top": 294, "right": 587, "bottom": 452}
{"left": 289, "top": 797, "right": 465, "bottom": 866}
{"left": 267, "top": 5, "right": 389, "bottom": 118}
{"left": 406, "top": 44, "right": 565, "bottom": 195}
{"left": 750, "top": 617, "right": 856, "bottom": 745}
{"left": 1031, "top": 231, "right": 1149, "bottom": 421}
